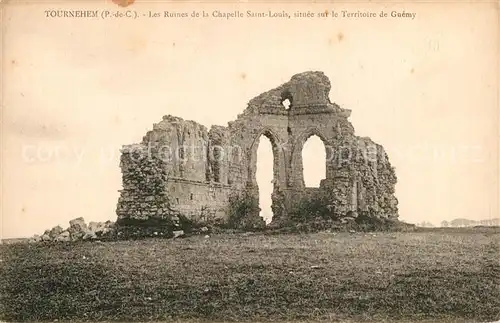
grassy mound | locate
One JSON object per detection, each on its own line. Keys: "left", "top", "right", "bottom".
{"left": 1, "top": 229, "right": 498, "bottom": 322}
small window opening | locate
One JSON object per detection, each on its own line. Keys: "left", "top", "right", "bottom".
{"left": 190, "top": 193, "right": 193, "bottom": 200}
{"left": 282, "top": 98, "right": 291, "bottom": 110}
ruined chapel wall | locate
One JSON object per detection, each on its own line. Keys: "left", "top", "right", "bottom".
{"left": 116, "top": 144, "right": 237, "bottom": 222}
{"left": 116, "top": 144, "right": 171, "bottom": 221}
{"left": 287, "top": 111, "right": 355, "bottom": 188}
{"left": 325, "top": 137, "right": 398, "bottom": 218}
{"left": 207, "top": 125, "right": 231, "bottom": 185}
{"left": 234, "top": 114, "right": 288, "bottom": 189}
{"left": 117, "top": 115, "right": 236, "bottom": 222}
{"left": 116, "top": 71, "right": 400, "bottom": 225}
{"left": 166, "top": 179, "right": 238, "bottom": 221}
{"left": 142, "top": 115, "right": 210, "bottom": 182}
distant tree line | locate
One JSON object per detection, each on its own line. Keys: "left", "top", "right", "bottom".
{"left": 417, "top": 218, "right": 500, "bottom": 228}
{"left": 440, "top": 218, "right": 500, "bottom": 228}
{"left": 419, "top": 221, "right": 435, "bottom": 228}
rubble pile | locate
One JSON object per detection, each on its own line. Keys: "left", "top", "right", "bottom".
{"left": 29, "top": 217, "right": 116, "bottom": 243}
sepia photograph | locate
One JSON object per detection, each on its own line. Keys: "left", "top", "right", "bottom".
{"left": 1, "top": 0, "right": 499, "bottom": 322}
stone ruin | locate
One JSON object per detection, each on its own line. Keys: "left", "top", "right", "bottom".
{"left": 116, "top": 71, "right": 399, "bottom": 229}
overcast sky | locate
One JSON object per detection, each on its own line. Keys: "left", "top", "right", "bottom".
{"left": 2, "top": 1, "right": 498, "bottom": 238}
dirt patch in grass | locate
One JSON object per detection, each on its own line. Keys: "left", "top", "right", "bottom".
{"left": 1, "top": 230, "right": 499, "bottom": 322}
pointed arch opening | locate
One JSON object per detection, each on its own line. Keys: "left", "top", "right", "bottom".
{"left": 302, "top": 135, "right": 327, "bottom": 187}
{"left": 256, "top": 135, "right": 274, "bottom": 223}
{"left": 247, "top": 129, "right": 284, "bottom": 224}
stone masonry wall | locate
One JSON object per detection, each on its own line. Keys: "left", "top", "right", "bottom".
{"left": 116, "top": 117, "right": 249, "bottom": 224}
{"left": 116, "top": 71, "right": 399, "bottom": 226}
{"left": 165, "top": 179, "right": 235, "bottom": 222}
{"left": 116, "top": 144, "right": 172, "bottom": 221}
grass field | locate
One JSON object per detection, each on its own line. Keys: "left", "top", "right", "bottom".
{"left": 1, "top": 228, "right": 499, "bottom": 322}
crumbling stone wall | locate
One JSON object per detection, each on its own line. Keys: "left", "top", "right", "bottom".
{"left": 116, "top": 71, "right": 399, "bottom": 226}
{"left": 116, "top": 144, "right": 172, "bottom": 221}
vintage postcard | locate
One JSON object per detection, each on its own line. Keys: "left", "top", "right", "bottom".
{"left": 1, "top": 0, "right": 499, "bottom": 322}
